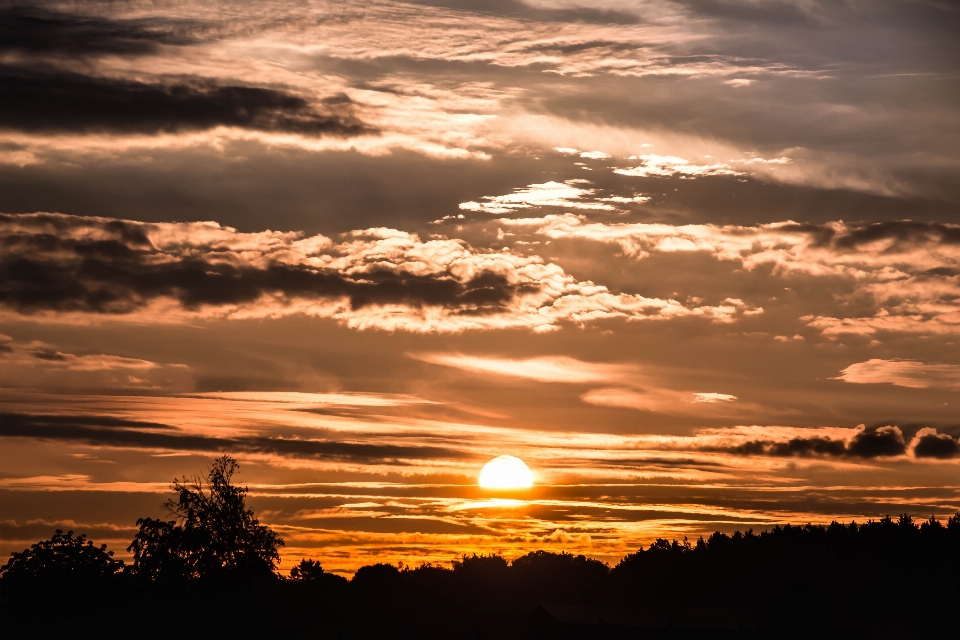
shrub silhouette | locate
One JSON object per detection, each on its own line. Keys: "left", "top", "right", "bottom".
{"left": 127, "top": 455, "right": 283, "bottom": 581}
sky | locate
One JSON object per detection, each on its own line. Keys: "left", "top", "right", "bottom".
{"left": 1, "top": 0, "right": 959, "bottom": 575}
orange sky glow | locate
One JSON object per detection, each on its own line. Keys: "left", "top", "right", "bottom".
{"left": 1, "top": 0, "right": 958, "bottom": 576}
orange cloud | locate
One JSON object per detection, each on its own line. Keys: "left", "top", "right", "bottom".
{"left": 0, "top": 213, "right": 763, "bottom": 333}
{"left": 189, "top": 391, "right": 432, "bottom": 407}
{"left": 836, "top": 359, "right": 960, "bottom": 389}
{"left": 411, "top": 353, "right": 638, "bottom": 384}
{"left": 501, "top": 216, "right": 960, "bottom": 336}
{"left": 0, "top": 334, "right": 190, "bottom": 391}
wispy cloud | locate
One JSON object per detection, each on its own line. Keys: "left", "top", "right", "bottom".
{"left": 413, "top": 353, "right": 746, "bottom": 418}
{"left": 189, "top": 391, "right": 431, "bottom": 406}
{"left": 692, "top": 393, "right": 738, "bottom": 403}
{"left": 580, "top": 387, "right": 742, "bottom": 414}
{"left": 0, "top": 412, "right": 466, "bottom": 464}
{"left": 836, "top": 359, "right": 960, "bottom": 389}
{"left": 411, "top": 353, "right": 637, "bottom": 384}
{"left": 459, "top": 180, "right": 615, "bottom": 214}
{"left": 614, "top": 154, "right": 743, "bottom": 178}
{"left": 0, "top": 334, "right": 190, "bottom": 391}
{"left": 0, "top": 334, "right": 162, "bottom": 371}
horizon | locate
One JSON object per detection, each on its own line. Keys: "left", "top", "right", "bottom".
{"left": 1, "top": 0, "right": 959, "bottom": 577}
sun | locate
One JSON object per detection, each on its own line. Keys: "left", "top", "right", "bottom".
{"left": 479, "top": 455, "right": 534, "bottom": 489}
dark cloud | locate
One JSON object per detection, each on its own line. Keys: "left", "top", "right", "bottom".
{"left": 0, "top": 66, "right": 376, "bottom": 136}
{"left": 846, "top": 426, "right": 907, "bottom": 458}
{"left": 0, "top": 5, "right": 200, "bottom": 56}
{"left": 832, "top": 221, "right": 960, "bottom": 249}
{"left": 767, "top": 437, "right": 848, "bottom": 458}
{"left": 521, "top": 40, "right": 641, "bottom": 55}
{"left": 28, "top": 346, "right": 69, "bottom": 361}
{"left": 720, "top": 426, "right": 908, "bottom": 460}
{"left": 0, "top": 213, "right": 523, "bottom": 316}
{"left": 0, "top": 413, "right": 175, "bottom": 431}
{"left": 767, "top": 221, "right": 960, "bottom": 256}
{"left": 913, "top": 432, "right": 960, "bottom": 459}
{"left": 0, "top": 412, "right": 464, "bottom": 463}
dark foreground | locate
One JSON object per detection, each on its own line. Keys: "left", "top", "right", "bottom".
{"left": 3, "top": 514, "right": 958, "bottom": 639}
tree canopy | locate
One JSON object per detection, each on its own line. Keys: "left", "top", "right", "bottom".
{"left": 0, "top": 529, "right": 123, "bottom": 588}
{"left": 127, "top": 455, "right": 283, "bottom": 581}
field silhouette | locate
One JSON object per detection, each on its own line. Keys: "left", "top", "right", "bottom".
{"left": 2, "top": 457, "right": 957, "bottom": 638}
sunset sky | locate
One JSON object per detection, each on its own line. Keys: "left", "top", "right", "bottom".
{"left": 1, "top": 0, "right": 959, "bottom": 575}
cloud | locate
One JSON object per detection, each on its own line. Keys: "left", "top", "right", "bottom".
{"left": 0, "top": 66, "right": 376, "bottom": 137}
{"left": 459, "top": 180, "right": 615, "bottom": 214}
{"left": 579, "top": 387, "right": 744, "bottom": 416}
{"left": 0, "top": 5, "right": 200, "bottom": 56}
{"left": 0, "top": 334, "right": 160, "bottom": 371}
{"left": 692, "top": 393, "right": 737, "bottom": 403}
{"left": 415, "top": 355, "right": 749, "bottom": 418}
{"left": 503, "top": 216, "right": 960, "bottom": 272}
{"left": 580, "top": 387, "right": 648, "bottom": 410}
{"left": 0, "top": 412, "right": 464, "bottom": 463}
{"left": 614, "top": 155, "right": 743, "bottom": 178}
{"left": 0, "top": 334, "right": 190, "bottom": 391}
{"left": 599, "top": 196, "right": 650, "bottom": 204}
{"left": 189, "top": 391, "right": 430, "bottom": 407}
{"left": 502, "top": 216, "right": 960, "bottom": 336}
{"left": 0, "top": 213, "right": 762, "bottom": 332}
{"left": 836, "top": 359, "right": 960, "bottom": 390}
{"left": 846, "top": 425, "right": 907, "bottom": 458}
{"left": 412, "top": 353, "right": 637, "bottom": 384}
{"left": 712, "top": 425, "right": 909, "bottom": 460}
{"left": 911, "top": 428, "right": 960, "bottom": 459}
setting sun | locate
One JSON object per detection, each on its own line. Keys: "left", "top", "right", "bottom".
{"left": 479, "top": 455, "right": 534, "bottom": 489}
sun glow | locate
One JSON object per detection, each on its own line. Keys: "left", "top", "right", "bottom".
{"left": 478, "top": 455, "right": 534, "bottom": 489}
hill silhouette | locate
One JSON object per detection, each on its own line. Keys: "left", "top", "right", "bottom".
{"left": 2, "top": 457, "right": 957, "bottom": 638}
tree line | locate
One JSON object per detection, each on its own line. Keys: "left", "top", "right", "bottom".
{"left": 2, "top": 456, "right": 957, "bottom": 638}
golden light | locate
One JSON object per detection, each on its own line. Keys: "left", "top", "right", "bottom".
{"left": 478, "top": 455, "right": 534, "bottom": 489}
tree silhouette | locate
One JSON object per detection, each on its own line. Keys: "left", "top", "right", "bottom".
{"left": 128, "top": 455, "right": 283, "bottom": 581}
{"left": 289, "top": 558, "right": 325, "bottom": 581}
{"left": 0, "top": 529, "right": 123, "bottom": 587}
{"left": 0, "top": 529, "right": 126, "bottom": 633}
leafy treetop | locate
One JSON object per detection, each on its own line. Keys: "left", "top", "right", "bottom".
{"left": 127, "top": 455, "right": 283, "bottom": 581}
{"left": 0, "top": 529, "right": 123, "bottom": 587}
